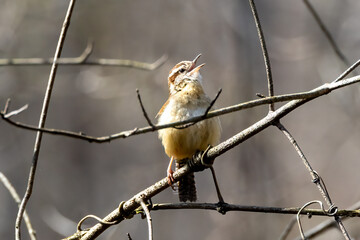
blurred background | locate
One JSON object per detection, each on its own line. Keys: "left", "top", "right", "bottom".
{"left": 1, "top": 0, "right": 360, "bottom": 239}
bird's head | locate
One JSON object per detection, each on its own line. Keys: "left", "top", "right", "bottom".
{"left": 167, "top": 54, "right": 205, "bottom": 95}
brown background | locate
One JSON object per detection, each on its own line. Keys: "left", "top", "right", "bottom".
{"left": 1, "top": 0, "right": 360, "bottom": 239}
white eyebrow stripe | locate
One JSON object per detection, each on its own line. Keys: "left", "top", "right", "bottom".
{"left": 169, "top": 66, "right": 183, "bottom": 78}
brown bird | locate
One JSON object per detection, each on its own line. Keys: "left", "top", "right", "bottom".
{"left": 157, "top": 54, "right": 221, "bottom": 202}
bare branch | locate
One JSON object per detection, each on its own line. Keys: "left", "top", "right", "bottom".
{"left": 275, "top": 122, "right": 351, "bottom": 239}
{"left": 140, "top": 199, "right": 153, "bottom": 240}
{"left": 0, "top": 172, "right": 37, "bottom": 240}
{"left": 0, "top": 41, "right": 167, "bottom": 70}
{"left": 4, "top": 104, "right": 28, "bottom": 118}
{"left": 303, "top": 0, "right": 353, "bottom": 71}
{"left": 174, "top": 88, "right": 222, "bottom": 129}
{"left": 292, "top": 200, "right": 360, "bottom": 240}
{"left": 334, "top": 58, "right": 360, "bottom": 82}
{"left": 151, "top": 202, "right": 360, "bottom": 217}
{"left": 60, "top": 72, "right": 360, "bottom": 239}
{"left": 296, "top": 201, "right": 329, "bottom": 240}
{"left": 279, "top": 217, "right": 297, "bottom": 240}
{"left": 15, "top": 1, "right": 77, "bottom": 239}
{"left": 2, "top": 75, "right": 360, "bottom": 142}
{"left": 248, "top": 0, "right": 274, "bottom": 111}
{"left": 136, "top": 89, "right": 155, "bottom": 128}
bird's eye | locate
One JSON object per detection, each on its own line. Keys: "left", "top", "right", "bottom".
{"left": 179, "top": 68, "right": 185, "bottom": 73}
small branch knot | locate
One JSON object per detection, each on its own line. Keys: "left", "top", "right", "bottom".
{"left": 118, "top": 201, "right": 134, "bottom": 220}
{"left": 187, "top": 146, "right": 213, "bottom": 172}
{"left": 216, "top": 201, "right": 228, "bottom": 215}
{"left": 327, "top": 205, "right": 338, "bottom": 216}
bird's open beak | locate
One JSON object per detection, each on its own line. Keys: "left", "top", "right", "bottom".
{"left": 188, "top": 54, "right": 205, "bottom": 75}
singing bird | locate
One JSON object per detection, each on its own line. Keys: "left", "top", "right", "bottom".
{"left": 157, "top": 54, "right": 221, "bottom": 202}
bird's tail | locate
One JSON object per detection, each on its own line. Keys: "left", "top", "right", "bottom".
{"left": 176, "top": 161, "right": 197, "bottom": 202}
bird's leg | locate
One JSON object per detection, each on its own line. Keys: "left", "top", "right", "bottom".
{"left": 210, "top": 166, "right": 224, "bottom": 203}
{"left": 167, "top": 156, "right": 175, "bottom": 186}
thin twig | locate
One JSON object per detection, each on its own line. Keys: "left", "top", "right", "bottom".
{"left": 303, "top": 0, "right": 353, "bottom": 71}
{"left": 140, "top": 199, "right": 153, "bottom": 240}
{"left": 0, "top": 41, "right": 167, "bottom": 70}
{"left": 136, "top": 89, "right": 155, "bottom": 128}
{"left": 15, "top": 1, "right": 77, "bottom": 239}
{"left": 4, "top": 98, "right": 11, "bottom": 114}
{"left": 77, "top": 215, "right": 119, "bottom": 231}
{"left": 174, "top": 88, "right": 222, "bottom": 129}
{"left": 279, "top": 217, "right": 297, "bottom": 240}
{"left": 205, "top": 88, "right": 222, "bottom": 115}
{"left": 127, "top": 233, "right": 133, "bottom": 240}
{"left": 296, "top": 200, "right": 327, "bottom": 240}
{"left": 2, "top": 74, "right": 360, "bottom": 143}
{"left": 334, "top": 58, "right": 360, "bottom": 82}
{"left": 248, "top": 0, "right": 274, "bottom": 111}
{"left": 0, "top": 172, "right": 37, "bottom": 240}
{"left": 275, "top": 122, "right": 351, "bottom": 239}
{"left": 4, "top": 104, "right": 28, "bottom": 118}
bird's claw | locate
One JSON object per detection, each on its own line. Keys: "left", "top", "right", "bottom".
{"left": 167, "top": 170, "right": 176, "bottom": 190}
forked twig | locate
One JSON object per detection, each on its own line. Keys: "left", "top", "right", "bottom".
{"left": 15, "top": 1, "right": 77, "bottom": 239}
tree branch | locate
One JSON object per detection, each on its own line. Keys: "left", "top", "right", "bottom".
{"left": 0, "top": 41, "right": 167, "bottom": 70}
{"left": 15, "top": 1, "right": 76, "bottom": 239}
{"left": 303, "top": 0, "right": 353, "bottom": 70}
{"left": 140, "top": 199, "right": 153, "bottom": 240}
{"left": 2, "top": 74, "right": 360, "bottom": 143}
{"left": 248, "top": 0, "right": 274, "bottom": 110}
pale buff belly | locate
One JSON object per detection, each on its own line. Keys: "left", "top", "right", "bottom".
{"left": 158, "top": 117, "right": 221, "bottom": 160}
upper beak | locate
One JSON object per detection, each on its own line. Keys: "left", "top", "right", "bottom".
{"left": 188, "top": 53, "right": 205, "bottom": 74}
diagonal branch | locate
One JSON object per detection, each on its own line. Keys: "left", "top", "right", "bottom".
{"left": 275, "top": 122, "right": 350, "bottom": 239}
{"left": 303, "top": 0, "right": 352, "bottom": 69}
{"left": 61, "top": 71, "right": 360, "bottom": 240}
{"left": 15, "top": 1, "right": 77, "bottom": 239}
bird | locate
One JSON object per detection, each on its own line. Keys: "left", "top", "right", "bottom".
{"left": 156, "top": 54, "right": 221, "bottom": 202}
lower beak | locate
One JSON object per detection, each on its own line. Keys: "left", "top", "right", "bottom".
{"left": 188, "top": 63, "right": 205, "bottom": 76}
